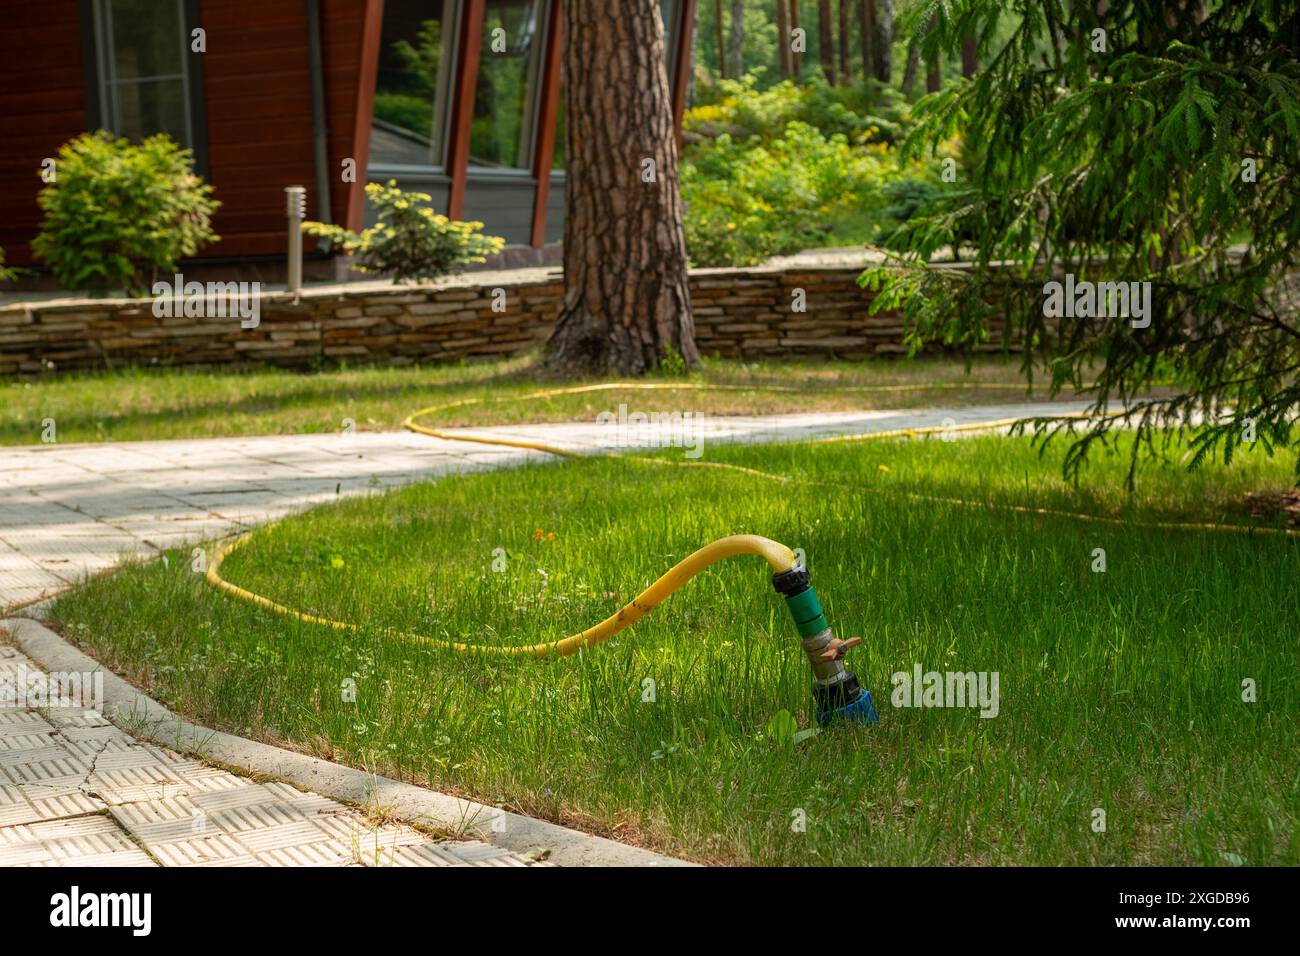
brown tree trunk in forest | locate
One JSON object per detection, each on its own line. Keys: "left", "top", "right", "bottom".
{"left": 838, "top": 0, "right": 851, "bottom": 83}
{"left": 728, "top": 0, "right": 744, "bottom": 77}
{"left": 790, "top": 0, "right": 804, "bottom": 77}
{"left": 961, "top": 32, "right": 977, "bottom": 77}
{"left": 714, "top": 0, "right": 726, "bottom": 77}
{"left": 901, "top": 36, "right": 920, "bottom": 95}
{"left": 925, "top": 16, "right": 940, "bottom": 92}
{"left": 776, "top": 0, "right": 792, "bottom": 78}
{"left": 546, "top": 0, "right": 697, "bottom": 376}
{"left": 817, "top": 0, "right": 836, "bottom": 84}
{"left": 873, "top": 0, "right": 892, "bottom": 82}
{"left": 858, "top": 0, "right": 875, "bottom": 80}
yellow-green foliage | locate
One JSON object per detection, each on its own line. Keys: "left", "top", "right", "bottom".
{"left": 681, "top": 77, "right": 947, "bottom": 267}
{"left": 32, "top": 132, "right": 219, "bottom": 295}
{"left": 304, "top": 180, "right": 504, "bottom": 284}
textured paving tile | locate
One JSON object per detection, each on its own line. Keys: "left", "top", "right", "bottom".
{"left": 0, "top": 647, "right": 548, "bottom": 867}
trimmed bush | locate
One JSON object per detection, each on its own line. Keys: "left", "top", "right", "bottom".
{"left": 33, "top": 132, "right": 219, "bottom": 295}
{"left": 303, "top": 180, "right": 505, "bottom": 284}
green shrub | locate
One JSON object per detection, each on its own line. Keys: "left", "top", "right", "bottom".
{"left": 0, "top": 248, "right": 20, "bottom": 283}
{"left": 303, "top": 180, "right": 504, "bottom": 284}
{"left": 32, "top": 132, "right": 219, "bottom": 295}
{"left": 681, "top": 74, "right": 944, "bottom": 266}
{"left": 373, "top": 93, "right": 435, "bottom": 138}
{"left": 683, "top": 122, "right": 901, "bottom": 266}
{"left": 686, "top": 75, "right": 907, "bottom": 146}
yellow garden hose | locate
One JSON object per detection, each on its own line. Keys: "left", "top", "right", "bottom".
{"left": 205, "top": 381, "right": 1298, "bottom": 662}
{"left": 207, "top": 531, "right": 794, "bottom": 658}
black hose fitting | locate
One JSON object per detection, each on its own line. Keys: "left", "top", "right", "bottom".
{"left": 772, "top": 565, "right": 810, "bottom": 597}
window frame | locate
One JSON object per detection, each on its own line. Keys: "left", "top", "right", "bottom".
{"left": 369, "top": 0, "right": 462, "bottom": 177}
{"left": 80, "top": 0, "right": 208, "bottom": 175}
{"left": 464, "top": 0, "right": 549, "bottom": 177}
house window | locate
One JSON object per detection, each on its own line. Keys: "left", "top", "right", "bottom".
{"left": 470, "top": 0, "right": 546, "bottom": 170}
{"left": 90, "top": 0, "right": 198, "bottom": 149}
{"left": 372, "top": 0, "right": 457, "bottom": 168}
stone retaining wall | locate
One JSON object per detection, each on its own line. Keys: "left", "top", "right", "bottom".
{"left": 0, "top": 264, "right": 990, "bottom": 375}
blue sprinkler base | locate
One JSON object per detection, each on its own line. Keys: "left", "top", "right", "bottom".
{"left": 817, "top": 689, "right": 878, "bottom": 726}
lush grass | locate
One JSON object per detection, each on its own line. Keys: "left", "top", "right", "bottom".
{"left": 47, "top": 432, "right": 1299, "bottom": 865}
{"left": 0, "top": 354, "right": 1086, "bottom": 446}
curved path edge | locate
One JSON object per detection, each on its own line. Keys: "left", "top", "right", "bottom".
{"left": 2, "top": 616, "right": 693, "bottom": 867}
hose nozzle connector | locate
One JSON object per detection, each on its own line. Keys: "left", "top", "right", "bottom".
{"left": 773, "top": 565, "right": 877, "bottom": 726}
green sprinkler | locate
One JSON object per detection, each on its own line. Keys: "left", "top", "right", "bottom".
{"left": 772, "top": 565, "right": 878, "bottom": 725}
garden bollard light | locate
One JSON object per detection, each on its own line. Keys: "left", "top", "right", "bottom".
{"left": 286, "top": 185, "right": 306, "bottom": 296}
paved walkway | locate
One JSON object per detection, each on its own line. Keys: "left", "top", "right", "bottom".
{"left": 0, "top": 400, "right": 1089, "bottom": 867}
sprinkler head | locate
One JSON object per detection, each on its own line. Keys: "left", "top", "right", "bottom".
{"left": 772, "top": 566, "right": 878, "bottom": 727}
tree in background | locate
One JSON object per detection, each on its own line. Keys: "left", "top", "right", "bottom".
{"left": 729, "top": 0, "right": 746, "bottom": 76}
{"left": 838, "top": 0, "right": 851, "bottom": 83}
{"left": 790, "top": 0, "right": 804, "bottom": 77}
{"left": 858, "top": 0, "right": 875, "bottom": 79}
{"left": 776, "top": 0, "right": 793, "bottom": 77}
{"left": 712, "top": 0, "right": 726, "bottom": 78}
{"left": 547, "top": 0, "right": 696, "bottom": 375}
{"left": 873, "top": 0, "right": 893, "bottom": 83}
{"left": 818, "top": 1, "right": 836, "bottom": 83}
{"left": 866, "top": 0, "right": 1300, "bottom": 481}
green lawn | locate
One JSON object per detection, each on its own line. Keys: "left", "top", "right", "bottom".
{"left": 45, "top": 430, "right": 1298, "bottom": 865}
{"left": 1, "top": 354, "right": 1090, "bottom": 446}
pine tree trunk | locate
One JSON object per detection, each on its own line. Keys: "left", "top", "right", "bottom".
{"left": 838, "top": 0, "right": 851, "bottom": 84}
{"left": 873, "top": 0, "right": 892, "bottom": 82}
{"left": 790, "top": 0, "right": 803, "bottom": 78}
{"left": 728, "top": 0, "right": 744, "bottom": 77}
{"left": 901, "top": 36, "right": 920, "bottom": 95}
{"left": 546, "top": 0, "right": 697, "bottom": 376}
{"left": 817, "top": 0, "right": 836, "bottom": 84}
{"left": 714, "top": 0, "right": 726, "bottom": 78}
{"left": 925, "top": 16, "right": 941, "bottom": 92}
{"left": 776, "top": 0, "right": 792, "bottom": 78}
{"left": 961, "top": 32, "right": 977, "bottom": 77}
{"left": 859, "top": 0, "right": 875, "bottom": 80}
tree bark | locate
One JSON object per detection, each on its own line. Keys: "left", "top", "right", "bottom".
{"left": 858, "top": 0, "right": 874, "bottom": 81}
{"left": 728, "top": 0, "right": 744, "bottom": 78}
{"left": 925, "top": 16, "right": 941, "bottom": 92}
{"left": 961, "top": 32, "right": 977, "bottom": 77}
{"left": 714, "top": 0, "right": 726, "bottom": 78}
{"left": 901, "top": 36, "right": 920, "bottom": 95}
{"left": 817, "top": 0, "right": 836, "bottom": 84}
{"left": 838, "top": 0, "right": 851, "bottom": 83}
{"left": 872, "top": 0, "right": 892, "bottom": 82}
{"left": 546, "top": 0, "right": 697, "bottom": 376}
{"left": 790, "top": 0, "right": 803, "bottom": 78}
{"left": 776, "top": 0, "right": 792, "bottom": 78}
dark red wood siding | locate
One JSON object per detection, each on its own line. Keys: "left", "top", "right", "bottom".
{"left": 0, "top": 0, "right": 374, "bottom": 267}
{"left": 198, "top": 0, "right": 370, "bottom": 257}
{"left": 0, "top": 2, "right": 88, "bottom": 266}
